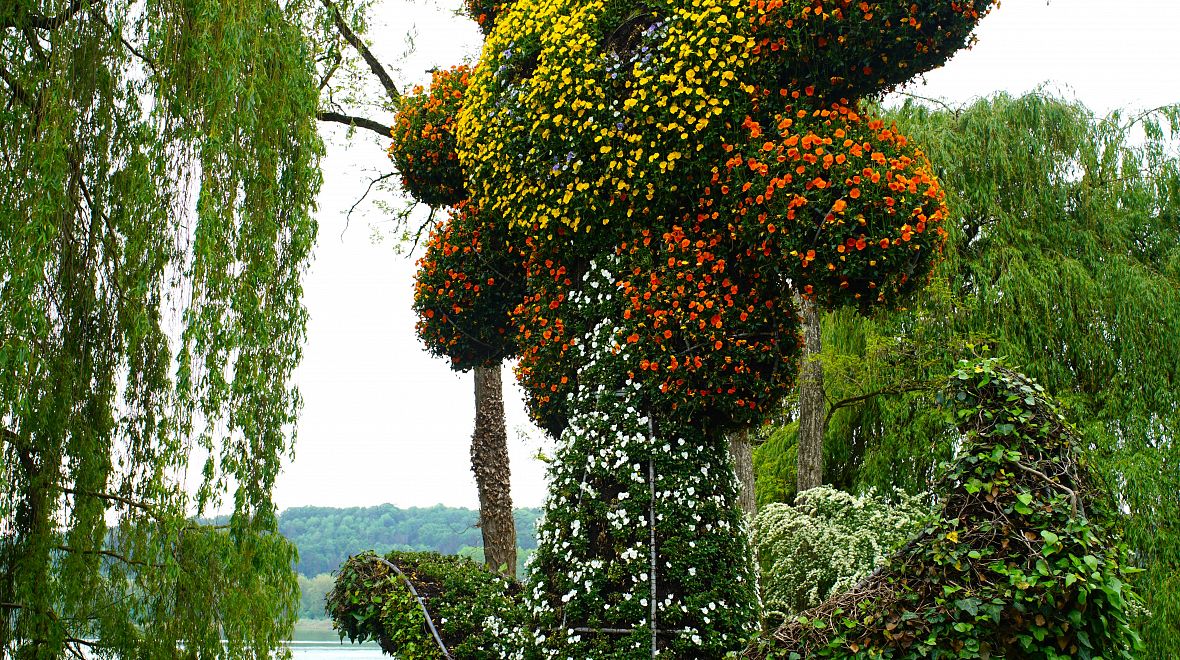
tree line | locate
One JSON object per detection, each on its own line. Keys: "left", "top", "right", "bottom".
{"left": 281, "top": 504, "right": 540, "bottom": 578}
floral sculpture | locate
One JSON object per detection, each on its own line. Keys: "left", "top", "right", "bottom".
{"left": 400, "top": 0, "right": 997, "bottom": 656}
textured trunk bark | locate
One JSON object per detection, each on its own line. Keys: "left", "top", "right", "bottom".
{"left": 471, "top": 365, "right": 517, "bottom": 578}
{"left": 796, "top": 298, "right": 826, "bottom": 495}
{"left": 728, "top": 428, "right": 757, "bottom": 519}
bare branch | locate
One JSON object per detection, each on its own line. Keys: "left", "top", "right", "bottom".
{"left": 345, "top": 171, "right": 397, "bottom": 229}
{"left": 408, "top": 206, "right": 438, "bottom": 255}
{"left": 893, "top": 90, "right": 961, "bottom": 116}
{"left": 319, "top": 0, "right": 402, "bottom": 107}
{"left": 1012, "top": 462, "right": 1086, "bottom": 520}
{"left": 318, "top": 51, "right": 342, "bottom": 91}
{"left": 316, "top": 110, "right": 390, "bottom": 138}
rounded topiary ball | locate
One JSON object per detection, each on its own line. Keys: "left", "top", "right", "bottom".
{"left": 748, "top": 0, "right": 999, "bottom": 103}
{"left": 389, "top": 65, "right": 470, "bottom": 208}
{"left": 716, "top": 100, "right": 949, "bottom": 309}
{"left": 413, "top": 200, "right": 526, "bottom": 370}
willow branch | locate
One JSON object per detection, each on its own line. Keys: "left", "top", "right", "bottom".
{"left": 1, "top": 0, "right": 86, "bottom": 31}
{"left": 0, "top": 63, "right": 37, "bottom": 110}
{"left": 824, "top": 381, "right": 934, "bottom": 424}
{"left": 316, "top": 110, "right": 389, "bottom": 138}
{"left": 319, "top": 0, "right": 402, "bottom": 107}
{"left": 60, "top": 487, "right": 165, "bottom": 521}
{"left": 97, "top": 14, "right": 160, "bottom": 78}
{"left": 54, "top": 545, "right": 166, "bottom": 569}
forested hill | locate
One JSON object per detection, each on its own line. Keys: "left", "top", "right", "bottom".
{"left": 280, "top": 504, "right": 541, "bottom": 577}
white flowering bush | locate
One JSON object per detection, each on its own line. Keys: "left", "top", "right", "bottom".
{"left": 753, "top": 486, "right": 931, "bottom": 622}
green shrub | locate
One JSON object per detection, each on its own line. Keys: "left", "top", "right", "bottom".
{"left": 754, "top": 487, "right": 931, "bottom": 625}
{"left": 327, "top": 551, "right": 527, "bottom": 658}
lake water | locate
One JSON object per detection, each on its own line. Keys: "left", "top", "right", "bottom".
{"left": 290, "top": 621, "right": 385, "bottom": 657}
{"left": 288, "top": 641, "right": 387, "bottom": 658}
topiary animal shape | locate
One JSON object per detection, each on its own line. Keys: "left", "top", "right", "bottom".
{"left": 746, "top": 360, "right": 1145, "bottom": 659}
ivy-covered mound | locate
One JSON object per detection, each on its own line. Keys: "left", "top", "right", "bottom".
{"left": 447, "top": 0, "right": 995, "bottom": 655}
{"left": 413, "top": 200, "right": 526, "bottom": 370}
{"left": 746, "top": 359, "right": 1144, "bottom": 659}
{"left": 328, "top": 551, "right": 528, "bottom": 659}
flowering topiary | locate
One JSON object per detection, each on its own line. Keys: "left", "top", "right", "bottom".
{"left": 446, "top": 0, "right": 1000, "bottom": 651}
{"left": 413, "top": 201, "right": 526, "bottom": 370}
{"left": 389, "top": 66, "right": 471, "bottom": 208}
{"left": 522, "top": 263, "right": 759, "bottom": 657}
{"left": 446, "top": 0, "right": 996, "bottom": 653}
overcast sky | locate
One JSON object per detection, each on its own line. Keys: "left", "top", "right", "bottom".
{"left": 271, "top": 0, "right": 1180, "bottom": 512}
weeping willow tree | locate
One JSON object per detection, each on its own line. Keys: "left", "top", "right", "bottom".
{"left": 756, "top": 92, "right": 1180, "bottom": 654}
{"left": 0, "top": 0, "right": 322, "bottom": 657}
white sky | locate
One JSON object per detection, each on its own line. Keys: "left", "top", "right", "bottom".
{"left": 271, "top": 0, "right": 1180, "bottom": 511}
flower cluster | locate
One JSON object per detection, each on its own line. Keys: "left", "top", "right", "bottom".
{"left": 457, "top": 0, "right": 753, "bottom": 239}
{"left": 413, "top": 201, "right": 526, "bottom": 370}
{"left": 513, "top": 226, "right": 801, "bottom": 438}
{"left": 389, "top": 65, "right": 471, "bottom": 208}
{"left": 754, "top": 486, "right": 931, "bottom": 623}
{"left": 719, "top": 100, "right": 949, "bottom": 308}
{"left": 747, "top": 0, "right": 999, "bottom": 103}
{"left": 463, "top": 0, "right": 506, "bottom": 33}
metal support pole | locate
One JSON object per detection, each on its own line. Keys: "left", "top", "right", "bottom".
{"left": 648, "top": 416, "right": 658, "bottom": 658}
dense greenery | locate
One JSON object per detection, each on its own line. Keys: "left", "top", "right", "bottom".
{"left": 328, "top": 550, "right": 528, "bottom": 658}
{"left": 751, "top": 359, "right": 1145, "bottom": 658}
{"left": 280, "top": 504, "right": 540, "bottom": 579}
{"left": 754, "top": 487, "right": 931, "bottom": 624}
{"left": 0, "top": 0, "right": 322, "bottom": 656}
{"left": 754, "top": 92, "right": 1180, "bottom": 654}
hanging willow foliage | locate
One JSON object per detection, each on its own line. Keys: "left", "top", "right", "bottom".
{"left": 756, "top": 92, "right": 1180, "bottom": 656}
{"left": 0, "top": 0, "right": 322, "bottom": 657}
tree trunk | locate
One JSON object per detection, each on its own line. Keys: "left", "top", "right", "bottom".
{"left": 796, "top": 298, "right": 826, "bottom": 495}
{"left": 728, "top": 428, "right": 757, "bottom": 519}
{"left": 471, "top": 365, "right": 517, "bottom": 578}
